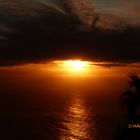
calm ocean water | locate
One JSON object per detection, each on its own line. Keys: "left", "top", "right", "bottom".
{"left": 1, "top": 61, "right": 139, "bottom": 140}
{"left": 0, "top": 70, "right": 127, "bottom": 140}
{"left": 0, "top": 93, "right": 123, "bottom": 140}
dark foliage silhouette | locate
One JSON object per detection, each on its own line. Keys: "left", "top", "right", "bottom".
{"left": 114, "top": 74, "right": 140, "bottom": 140}
{"left": 121, "top": 73, "right": 140, "bottom": 121}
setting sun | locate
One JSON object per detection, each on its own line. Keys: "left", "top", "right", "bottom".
{"left": 52, "top": 60, "right": 92, "bottom": 76}
{"left": 62, "top": 60, "right": 90, "bottom": 72}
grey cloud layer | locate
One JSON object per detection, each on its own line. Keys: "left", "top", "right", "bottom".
{"left": 0, "top": 0, "right": 139, "bottom": 66}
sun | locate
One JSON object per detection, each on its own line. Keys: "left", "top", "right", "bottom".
{"left": 63, "top": 60, "right": 89, "bottom": 72}
{"left": 53, "top": 60, "right": 92, "bottom": 74}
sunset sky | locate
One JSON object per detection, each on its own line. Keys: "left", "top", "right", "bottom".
{"left": 0, "top": 0, "right": 139, "bottom": 66}
{"left": 0, "top": 1, "right": 140, "bottom": 140}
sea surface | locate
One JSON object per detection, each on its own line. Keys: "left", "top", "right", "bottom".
{"left": 0, "top": 63, "right": 139, "bottom": 140}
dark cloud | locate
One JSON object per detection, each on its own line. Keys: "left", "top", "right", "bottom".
{"left": 93, "top": 62, "right": 140, "bottom": 68}
{"left": 0, "top": 0, "right": 140, "bottom": 66}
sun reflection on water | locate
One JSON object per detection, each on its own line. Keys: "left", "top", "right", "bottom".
{"left": 60, "top": 96, "right": 97, "bottom": 140}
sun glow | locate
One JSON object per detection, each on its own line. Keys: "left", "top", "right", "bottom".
{"left": 63, "top": 60, "right": 90, "bottom": 72}
{"left": 53, "top": 60, "right": 92, "bottom": 75}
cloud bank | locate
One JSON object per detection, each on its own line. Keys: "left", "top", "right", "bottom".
{"left": 0, "top": 0, "right": 140, "bottom": 66}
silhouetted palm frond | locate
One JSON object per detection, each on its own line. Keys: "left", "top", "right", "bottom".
{"left": 128, "top": 73, "right": 140, "bottom": 91}
{"left": 121, "top": 74, "right": 140, "bottom": 120}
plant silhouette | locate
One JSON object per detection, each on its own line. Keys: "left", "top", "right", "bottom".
{"left": 115, "top": 74, "right": 140, "bottom": 140}
{"left": 121, "top": 73, "right": 140, "bottom": 122}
